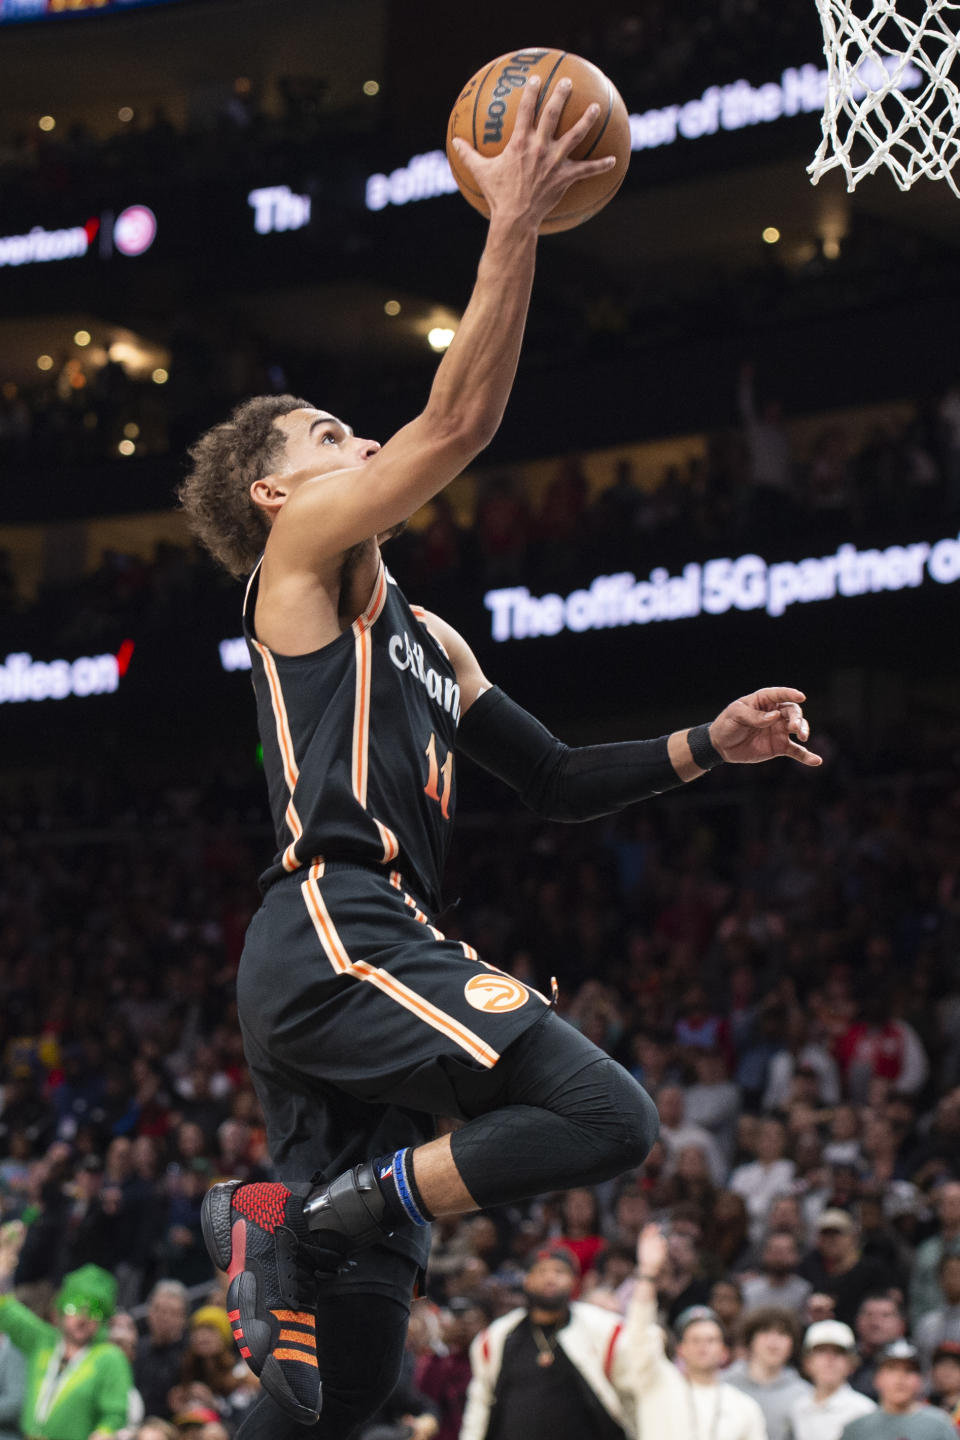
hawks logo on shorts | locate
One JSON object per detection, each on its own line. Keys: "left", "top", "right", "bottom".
{"left": 464, "top": 974, "right": 529, "bottom": 1013}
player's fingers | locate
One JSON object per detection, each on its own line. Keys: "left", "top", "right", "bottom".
{"left": 752, "top": 686, "right": 807, "bottom": 707}
{"left": 736, "top": 703, "right": 780, "bottom": 726}
{"left": 784, "top": 739, "right": 823, "bottom": 767}
{"left": 450, "top": 136, "right": 485, "bottom": 180}
{"left": 536, "top": 75, "right": 573, "bottom": 138}
{"left": 514, "top": 72, "right": 542, "bottom": 132}
{"left": 780, "top": 705, "right": 810, "bottom": 742}
{"left": 556, "top": 99, "right": 602, "bottom": 155}
{"left": 560, "top": 153, "right": 618, "bottom": 182}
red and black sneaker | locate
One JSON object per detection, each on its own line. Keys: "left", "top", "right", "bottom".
{"left": 202, "top": 1180, "right": 337, "bottom": 1425}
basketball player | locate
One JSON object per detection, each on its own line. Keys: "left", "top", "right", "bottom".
{"left": 179, "top": 75, "right": 821, "bottom": 1438}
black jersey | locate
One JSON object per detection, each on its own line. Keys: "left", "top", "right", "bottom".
{"left": 243, "top": 557, "right": 460, "bottom": 908}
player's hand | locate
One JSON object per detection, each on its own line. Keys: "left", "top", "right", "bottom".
{"left": 451, "top": 75, "right": 616, "bottom": 229}
{"left": 709, "top": 688, "right": 822, "bottom": 767}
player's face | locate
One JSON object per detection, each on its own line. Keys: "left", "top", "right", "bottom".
{"left": 273, "top": 408, "right": 380, "bottom": 484}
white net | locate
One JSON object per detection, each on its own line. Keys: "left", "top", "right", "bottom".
{"left": 809, "top": 0, "right": 960, "bottom": 194}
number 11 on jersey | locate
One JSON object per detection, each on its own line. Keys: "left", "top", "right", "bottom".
{"left": 424, "top": 731, "right": 453, "bottom": 819}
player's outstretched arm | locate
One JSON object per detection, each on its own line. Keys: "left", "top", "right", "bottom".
{"left": 271, "top": 77, "right": 617, "bottom": 567}
{"left": 424, "top": 611, "right": 821, "bottom": 821}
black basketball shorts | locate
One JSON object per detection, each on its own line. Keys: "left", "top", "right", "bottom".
{"left": 237, "top": 860, "right": 552, "bottom": 1260}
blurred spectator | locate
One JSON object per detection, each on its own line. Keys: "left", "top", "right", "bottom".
{"left": 929, "top": 1343, "right": 960, "bottom": 1427}
{"left": 684, "top": 1049, "right": 741, "bottom": 1166}
{"left": 790, "top": 1320, "right": 875, "bottom": 1440}
{"left": 135, "top": 1421, "right": 179, "bottom": 1440}
{"left": 800, "top": 1212, "right": 890, "bottom": 1329}
{"left": 135, "top": 1280, "right": 190, "bottom": 1420}
{"left": 417, "top": 1297, "right": 486, "bottom": 1440}
{"left": 850, "top": 1294, "right": 907, "bottom": 1400}
{"left": 173, "top": 1304, "right": 256, "bottom": 1421}
{"left": 460, "top": 1248, "right": 637, "bottom": 1440}
{"left": 657, "top": 1084, "right": 727, "bottom": 1187}
{"left": 910, "top": 1183, "right": 960, "bottom": 1330}
{"left": 707, "top": 1191, "right": 754, "bottom": 1274}
{"left": 627, "top": 1225, "right": 766, "bottom": 1440}
{"left": 108, "top": 1309, "right": 146, "bottom": 1429}
{"left": 553, "top": 1188, "right": 607, "bottom": 1280}
{"left": 839, "top": 1341, "right": 956, "bottom": 1439}
{"left": 741, "top": 1233, "right": 813, "bottom": 1315}
{"left": 710, "top": 1278, "right": 745, "bottom": 1344}
{"left": 914, "top": 1253, "right": 960, "bottom": 1367}
{"left": 737, "top": 362, "right": 796, "bottom": 536}
{"left": 0, "top": 1328, "right": 24, "bottom": 1440}
{"left": 0, "top": 1232, "right": 133, "bottom": 1440}
{"left": 725, "top": 1307, "right": 812, "bottom": 1440}
{"left": 835, "top": 996, "right": 929, "bottom": 1104}
{"left": 729, "top": 1119, "right": 795, "bottom": 1244}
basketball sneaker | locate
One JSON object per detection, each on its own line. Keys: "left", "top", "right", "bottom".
{"left": 202, "top": 1168, "right": 392, "bottom": 1425}
{"left": 201, "top": 1180, "right": 334, "bottom": 1424}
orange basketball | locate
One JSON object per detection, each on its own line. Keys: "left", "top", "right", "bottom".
{"left": 446, "top": 48, "right": 631, "bottom": 234}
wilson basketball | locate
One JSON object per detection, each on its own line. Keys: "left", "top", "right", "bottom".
{"left": 446, "top": 48, "right": 631, "bottom": 234}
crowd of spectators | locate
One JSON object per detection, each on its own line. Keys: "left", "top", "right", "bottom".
{"left": 3, "top": 373, "right": 960, "bottom": 667}
{"left": 0, "top": 699, "right": 957, "bottom": 1433}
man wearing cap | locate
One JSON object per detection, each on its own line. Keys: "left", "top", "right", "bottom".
{"left": 929, "top": 1342, "right": 960, "bottom": 1428}
{"left": 840, "top": 1342, "right": 957, "bottom": 1440}
{"left": 915, "top": 1252, "right": 960, "bottom": 1367}
{"left": 788, "top": 1321, "right": 875, "bottom": 1440}
{"left": 0, "top": 1230, "right": 133, "bottom": 1440}
{"left": 801, "top": 1211, "right": 888, "bottom": 1328}
{"left": 624, "top": 1224, "right": 767, "bottom": 1440}
{"left": 461, "top": 1246, "right": 639, "bottom": 1440}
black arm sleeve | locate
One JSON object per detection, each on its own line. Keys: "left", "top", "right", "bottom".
{"left": 456, "top": 686, "right": 715, "bottom": 822}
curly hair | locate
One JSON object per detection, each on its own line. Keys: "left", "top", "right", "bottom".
{"left": 177, "top": 394, "right": 310, "bottom": 578}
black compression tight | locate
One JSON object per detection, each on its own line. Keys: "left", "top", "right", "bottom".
{"left": 236, "top": 1291, "right": 411, "bottom": 1440}
{"left": 448, "top": 1009, "right": 659, "bottom": 1209}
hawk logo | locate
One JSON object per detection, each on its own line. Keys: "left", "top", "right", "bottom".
{"left": 464, "top": 974, "right": 529, "bottom": 1013}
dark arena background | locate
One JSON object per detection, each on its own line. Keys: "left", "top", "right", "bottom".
{"left": 1, "top": 1, "right": 959, "bottom": 1436}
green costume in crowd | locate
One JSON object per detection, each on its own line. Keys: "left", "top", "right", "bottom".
{"left": 0, "top": 1264, "right": 132, "bottom": 1440}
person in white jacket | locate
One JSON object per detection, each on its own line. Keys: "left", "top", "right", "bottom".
{"left": 624, "top": 1224, "right": 768, "bottom": 1440}
{"left": 460, "top": 1247, "right": 639, "bottom": 1440}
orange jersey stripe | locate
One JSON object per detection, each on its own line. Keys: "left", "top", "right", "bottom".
{"left": 252, "top": 637, "right": 303, "bottom": 865}
{"left": 363, "top": 564, "right": 388, "bottom": 624}
{"left": 252, "top": 641, "right": 300, "bottom": 795}
{"left": 402, "top": 892, "right": 445, "bottom": 942}
{"left": 301, "top": 876, "right": 499, "bottom": 1067}
{"left": 374, "top": 819, "right": 400, "bottom": 863}
{"left": 351, "top": 620, "right": 370, "bottom": 807}
{"left": 404, "top": 895, "right": 429, "bottom": 926}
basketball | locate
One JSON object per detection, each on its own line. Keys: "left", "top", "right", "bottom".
{"left": 446, "top": 48, "right": 631, "bottom": 234}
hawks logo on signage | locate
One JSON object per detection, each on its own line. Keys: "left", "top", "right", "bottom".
{"left": 463, "top": 974, "right": 529, "bottom": 1013}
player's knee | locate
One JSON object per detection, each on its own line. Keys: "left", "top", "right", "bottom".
{"left": 619, "top": 1074, "right": 660, "bottom": 1166}
{"left": 573, "top": 1058, "right": 659, "bottom": 1179}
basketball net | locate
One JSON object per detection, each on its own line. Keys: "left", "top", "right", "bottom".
{"left": 808, "top": 0, "right": 960, "bottom": 195}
